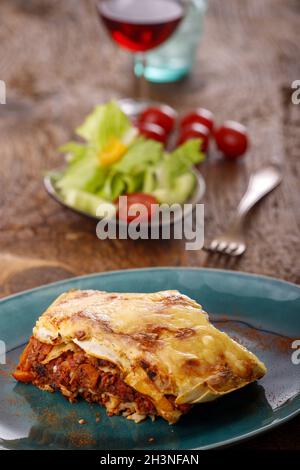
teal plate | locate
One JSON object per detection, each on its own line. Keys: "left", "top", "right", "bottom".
{"left": 0, "top": 268, "right": 299, "bottom": 450}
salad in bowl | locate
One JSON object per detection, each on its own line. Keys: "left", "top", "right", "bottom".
{"left": 46, "top": 101, "right": 205, "bottom": 222}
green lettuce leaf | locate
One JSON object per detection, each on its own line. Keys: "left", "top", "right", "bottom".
{"left": 97, "top": 172, "right": 125, "bottom": 201}
{"left": 97, "top": 172, "right": 144, "bottom": 201}
{"left": 148, "top": 139, "right": 203, "bottom": 199}
{"left": 164, "top": 139, "right": 204, "bottom": 179}
{"left": 153, "top": 172, "right": 196, "bottom": 204}
{"left": 58, "top": 141, "right": 87, "bottom": 159}
{"left": 76, "top": 101, "right": 132, "bottom": 150}
{"left": 56, "top": 154, "right": 108, "bottom": 194}
{"left": 113, "top": 137, "right": 162, "bottom": 174}
{"left": 62, "top": 188, "right": 116, "bottom": 218}
{"left": 170, "top": 138, "right": 205, "bottom": 166}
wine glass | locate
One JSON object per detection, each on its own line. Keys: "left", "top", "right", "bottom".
{"left": 97, "top": 0, "right": 185, "bottom": 97}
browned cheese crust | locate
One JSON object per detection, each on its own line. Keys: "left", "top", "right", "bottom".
{"left": 13, "top": 290, "right": 266, "bottom": 423}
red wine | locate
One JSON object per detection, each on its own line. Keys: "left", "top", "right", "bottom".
{"left": 98, "top": 0, "right": 183, "bottom": 52}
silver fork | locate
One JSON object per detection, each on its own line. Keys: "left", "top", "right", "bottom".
{"left": 207, "top": 163, "right": 282, "bottom": 256}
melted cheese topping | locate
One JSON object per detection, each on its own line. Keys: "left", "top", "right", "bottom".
{"left": 33, "top": 289, "right": 266, "bottom": 422}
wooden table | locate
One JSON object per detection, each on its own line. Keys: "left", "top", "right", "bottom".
{"left": 1, "top": 0, "right": 299, "bottom": 449}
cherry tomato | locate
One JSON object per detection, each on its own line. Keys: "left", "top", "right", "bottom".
{"left": 116, "top": 193, "right": 158, "bottom": 223}
{"left": 177, "top": 122, "right": 210, "bottom": 151}
{"left": 215, "top": 121, "right": 248, "bottom": 159}
{"left": 139, "top": 105, "right": 177, "bottom": 134}
{"left": 180, "top": 108, "right": 214, "bottom": 133}
{"left": 137, "top": 122, "right": 167, "bottom": 144}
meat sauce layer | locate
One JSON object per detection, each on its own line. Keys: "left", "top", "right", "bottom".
{"left": 13, "top": 337, "right": 157, "bottom": 416}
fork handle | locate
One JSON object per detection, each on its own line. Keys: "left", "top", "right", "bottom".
{"left": 235, "top": 163, "right": 282, "bottom": 222}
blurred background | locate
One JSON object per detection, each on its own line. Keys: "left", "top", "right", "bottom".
{"left": 0, "top": 0, "right": 299, "bottom": 295}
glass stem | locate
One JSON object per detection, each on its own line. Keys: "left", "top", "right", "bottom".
{"left": 134, "top": 52, "right": 148, "bottom": 99}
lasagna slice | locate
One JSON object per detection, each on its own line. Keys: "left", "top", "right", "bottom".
{"left": 13, "top": 290, "right": 266, "bottom": 424}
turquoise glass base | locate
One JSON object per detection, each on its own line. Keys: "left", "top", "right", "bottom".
{"left": 143, "top": 64, "right": 190, "bottom": 83}
{"left": 134, "top": 60, "right": 190, "bottom": 83}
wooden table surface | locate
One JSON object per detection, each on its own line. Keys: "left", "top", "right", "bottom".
{"left": 1, "top": 0, "right": 299, "bottom": 449}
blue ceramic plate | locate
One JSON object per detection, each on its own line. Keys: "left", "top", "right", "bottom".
{"left": 0, "top": 268, "right": 299, "bottom": 450}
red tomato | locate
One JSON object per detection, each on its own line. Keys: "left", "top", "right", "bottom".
{"left": 180, "top": 108, "right": 214, "bottom": 133}
{"left": 177, "top": 122, "right": 210, "bottom": 151}
{"left": 116, "top": 193, "right": 158, "bottom": 223}
{"left": 139, "top": 105, "right": 177, "bottom": 134}
{"left": 215, "top": 121, "right": 248, "bottom": 159}
{"left": 137, "top": 122, "right": 167, "bottom": 144}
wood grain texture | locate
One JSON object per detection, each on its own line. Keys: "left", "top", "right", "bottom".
{"left": 0, "top": 0, "right": 299, "bottom": 449}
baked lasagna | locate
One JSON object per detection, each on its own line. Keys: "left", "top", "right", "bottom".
{"left": 13, "top": 289, "right": 266, "bottom": 423}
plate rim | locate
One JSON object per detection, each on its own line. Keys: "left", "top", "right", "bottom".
{"left": 0, "top": 267, "right": 299, "bottom": 450}
{"left": 0, "top": 266, "right": 299, "bottom": 306}
{"left": 44, "top": 96, "right": 206, "bottom": 224}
